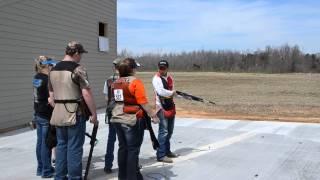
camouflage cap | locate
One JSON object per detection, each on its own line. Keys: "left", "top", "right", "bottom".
{"left": 66, "top": 41, "right": 88, "bottom": 54}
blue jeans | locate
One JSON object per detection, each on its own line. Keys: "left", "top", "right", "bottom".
{"left": 55, "top": 116, "right": 86, "bottom": 180}
{"left": 35, "top": 115, "right": 54, "bottom": 177}
{"left": 114, "top": 118, "right": 145, "bottom": 180}
{"left": 156, "top": 110, "right": 175, "bottom": 159}
{"left": 105, "top": 113, "right": 117, "bottom": 169}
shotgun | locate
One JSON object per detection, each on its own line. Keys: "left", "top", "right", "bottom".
{"left": 84, "top": 124, "right": 99, "bottom": 180}
{"left": 176, "top": 91, "right": 216, "bottom": 105}
{"left": 139, "top": 106, "right": 160, "bottom": 150}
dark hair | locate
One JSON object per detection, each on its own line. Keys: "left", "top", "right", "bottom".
{"left": 118, "top": 58, "right": 137, "bottom": 77}
{"left": 65, "top": 47, "right": 78, "bottom": 56}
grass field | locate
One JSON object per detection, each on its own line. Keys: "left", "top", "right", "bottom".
{"left": 137, "top": 72, "right": 320, "bottom": 123}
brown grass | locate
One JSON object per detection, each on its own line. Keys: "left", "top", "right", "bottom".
{"left": 137, "top": 72, "right": 320, "bottom": 123}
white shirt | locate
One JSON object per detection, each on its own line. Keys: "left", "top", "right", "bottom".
{"left": 103, "top": 81, "right": 108, "bottom": 96}
{"left": 152, "top": 73, "right": 175, "bottom": 112}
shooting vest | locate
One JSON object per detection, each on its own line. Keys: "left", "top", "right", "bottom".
{"left": 49, "top": 61, "right": 82, "bottom": 126}
{"left": 110, "top": 76, "right": 144, "bottom": 126}
{"left": 106, "top": 74, "right": 119, "bottom": 113}
{"left": 156, "top": 73, "right": 176, "bottom": 118}
{"left": 33, "top": 73, "right": 53, "bottom": 119}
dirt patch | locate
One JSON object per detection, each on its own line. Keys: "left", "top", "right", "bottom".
{"left": 138, "top": 72, "right": 320, "bottom": 123}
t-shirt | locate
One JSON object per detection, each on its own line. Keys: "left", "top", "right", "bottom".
{"left": 128, "top": 79, "right": 148, "bottom": 105}
{"left": 48, "top": 61, "right": 90, "bottom": 91}
{"left": 33, "top": 73, "right": 53, "bottom": 119}
{"left": 73, "top": 65, "right": 90, "bottom": 89}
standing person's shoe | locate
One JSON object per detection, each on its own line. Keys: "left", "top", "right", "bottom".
{"left": 167, "top": 152, "right": 179, "bottom": 158}
{"left": 41, "top": 174, "right": 53, "bottom": 178}
{"left": 157, "top": 156, "right": 173, "bottom": 163}
{"left": 104, "top": 167, "right": 113, "bottom": 174}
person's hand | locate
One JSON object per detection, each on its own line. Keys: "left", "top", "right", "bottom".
{"left": 90, "top": 113, "right": 99, "bottom": 126}
{"left": 150, "top": 111, "right": 159, "bottom": 124}
{"left": 151, "top": 116, "right": 160, "bottom": 124}
{"left": 48, "top": 97, "right": 55, "bottom": 107}
{"left": 172, "top": 90, "right": 177, "bottom": 97}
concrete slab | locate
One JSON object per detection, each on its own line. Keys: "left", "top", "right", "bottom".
{"left": 1, "top": 115, "right": 320, "bottom": 180}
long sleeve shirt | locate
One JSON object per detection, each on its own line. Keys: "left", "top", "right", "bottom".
{"left": 152, "top": 73, "right": 175, "bottom": 112}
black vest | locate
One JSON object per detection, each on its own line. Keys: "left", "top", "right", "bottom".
{"left": 159, "top": 76, "right": 175, "bottom": 110}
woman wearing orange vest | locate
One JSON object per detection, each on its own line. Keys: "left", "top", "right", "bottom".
{"left": 110, "top": 57, "right": 159, "bottom": 180}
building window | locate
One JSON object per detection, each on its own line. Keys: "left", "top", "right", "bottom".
{"left": 98, "top": 22, "right": 109, "bottom": 52}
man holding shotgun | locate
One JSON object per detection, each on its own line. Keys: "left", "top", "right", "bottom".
{"left": 152, "top": 60, "right": 179, "bottom": 163}
{"left": 48, "top": 41, "right": 98, "bottom": 180}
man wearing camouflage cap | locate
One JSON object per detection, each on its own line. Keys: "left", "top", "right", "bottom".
{"left": 48, "top": 41, "right": 98, "bottom": 180}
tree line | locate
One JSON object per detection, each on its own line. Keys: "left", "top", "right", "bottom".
{"left": 119, "top": 44, "right": 320, "bottom": 73}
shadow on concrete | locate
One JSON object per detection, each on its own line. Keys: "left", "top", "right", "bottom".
{"left": 82, "top": 147, "right": 198, "bottom": 180}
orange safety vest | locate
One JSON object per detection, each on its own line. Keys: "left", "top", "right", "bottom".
{"left": 111, "top": 77, "right": 144, "bottom": 119}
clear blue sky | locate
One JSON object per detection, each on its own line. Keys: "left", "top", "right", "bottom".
{"left": 118, "top": 0, "right": 320, "bottom": 54}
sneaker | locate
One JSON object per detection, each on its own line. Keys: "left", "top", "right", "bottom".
{"left": 157, "top": 156, "right": 173, "bottom": 163}
{"left": 41, "top": 174, "right": 53, "bottom": 178}
{"left": 167, "top": 152, "right": 179, "bottom": 158}
{"left": 104, "top": 167, "right": 112, "bottom": 174}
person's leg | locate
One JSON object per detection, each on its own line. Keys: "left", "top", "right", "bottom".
{"left": 104, "top": 116, "right": 117, "bottom": 171}
{"left": 156, "top": 110, "right": 169, "bottom": 160}
{"left": 67, "top": 116, "right": 86, "bottom": 180}
{"left": 114, "top": 123, "right": 127, "bottom": 180}
{"left": 166, "top": 116, "right": 175, "bottom": 155}
{"left": 136, "top": 119, "right": 145, "bottom": 180}
{"left": 124, "top": 122, "right": 142, "bottom": 180}
{"left": 38, "top": 117, "right": 54, "bottom": 177}
{"left": 35, "top": 117, "right": 43, "bottom": 176}
{"left": 55, "top": 126, "right": 68, "bottom": 180}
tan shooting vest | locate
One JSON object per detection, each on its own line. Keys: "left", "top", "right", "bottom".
{"left": 49, "top": 61, "right": 82, "bottom": 126}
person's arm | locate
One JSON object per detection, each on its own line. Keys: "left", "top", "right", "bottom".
{"left": 140, "top": 103, "right": 159, "bottom": 123}
{"left": 131, "top": 79, "right": 159, "bottom": 123}
{"left": 48, "top": 76, "right": 55, "bottom": 107}
{"left": 48, "top": 91, "right": 55, "bottom": 107}
{"left": 152, "top": 76, "right": 174, "bottom": 97}
{"left": 103, "top": 80, "right": 108, "bottom": 102}
{"left": 75, "top": 65, "right": 98, "bottom": 125}
{"left": 82, "top": 88, "right": 98, "bottom": 125}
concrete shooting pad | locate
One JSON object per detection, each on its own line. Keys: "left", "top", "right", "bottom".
{"left": 1, "top": 114, "right": 320, "bottom": 180}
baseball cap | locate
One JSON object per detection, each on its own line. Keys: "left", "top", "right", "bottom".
{"left": 158, "top": 59, "right": 169, "bottom": 68}
{"left": 120, "top": 58, "right": 141, "bottom": 69}
{"left": 40, "top": 59, "right": 59, "bottom": 66}
{"left": 66, "top": 41, "right": 88, "bottom": 54}
{"left": 113, "top": 57, "right": 123, "bottom": 65}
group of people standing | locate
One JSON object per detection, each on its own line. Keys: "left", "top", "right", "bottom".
{"left": 33, "top": 41, "right": 178, "bottom": 180}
